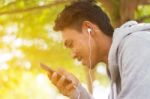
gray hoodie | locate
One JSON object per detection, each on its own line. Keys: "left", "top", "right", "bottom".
{"left": 70, "top": 21, "right": 150, "bottom": 99}
{"left": 108, "top": 21, "right": 150, "bottom": 99}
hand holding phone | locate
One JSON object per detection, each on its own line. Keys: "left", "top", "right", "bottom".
{"left": 40, "top": 63, "right": 72, "bottom": 85}
{"left": 40, "top": 63, "right": 79, "bottom": 96}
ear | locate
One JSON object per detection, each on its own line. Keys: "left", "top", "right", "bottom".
{"left": 81, "top": 21, "right": 95, "bottom": 36}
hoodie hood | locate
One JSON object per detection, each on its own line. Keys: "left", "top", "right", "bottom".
{"left": 108, "top": 21, "right": 150, "bottom": 82}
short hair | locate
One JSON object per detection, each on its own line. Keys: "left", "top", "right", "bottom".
{"left": 53, "top": 1, "right": 114, "bottom": 37}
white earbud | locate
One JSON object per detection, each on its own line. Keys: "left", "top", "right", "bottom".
{"left": 87, "top": 28, "right": 92, "bottom": 33}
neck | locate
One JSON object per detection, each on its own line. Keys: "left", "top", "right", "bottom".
{"left": 96, "top": 31, "right": 112, "bottom": 65}
{"left": 104, "top": 36, "right": 112, "bottom": 64}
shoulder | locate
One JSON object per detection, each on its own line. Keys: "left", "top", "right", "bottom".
{"left": 119, "top": 31, "right": 150, "bottom": 54}
{"left": 117, "top": 30, "right": 150, "bottom": 71}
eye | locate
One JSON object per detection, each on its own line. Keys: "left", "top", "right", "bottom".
{"left": 65, "top": 40, "right": 73, "bottom": 48}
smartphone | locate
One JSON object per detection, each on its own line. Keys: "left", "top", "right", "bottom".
{"left": 40, "top": 63, "right": 72, "bottom": 85}
{"left": 40, "top": 63, "right": 55, "bottom": 74}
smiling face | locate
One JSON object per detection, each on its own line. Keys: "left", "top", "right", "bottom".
{"left": 62, "top": 28, "right": 103, "bottom": 69}
{"left": 53, "top": 1, "right": 114, "bottom": 69}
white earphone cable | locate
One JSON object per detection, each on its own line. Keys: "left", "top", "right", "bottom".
{"left": 73, "top": 29, "right": 94, "bottom": 99}
{"left": 88, "top": 30, "right": 93, "bottom": 94}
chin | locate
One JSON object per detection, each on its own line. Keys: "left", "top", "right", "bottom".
{"left": 89, "top": 64, "right": 96, "bottom": 69}
{"left": 83, "top": 62, "right": 95, "bottom": 69}
{"left": 82, "top": 59, "right": 97, "bottom": 69}
{"left": 89, "top": 62, "right": 98, "bottom": 69}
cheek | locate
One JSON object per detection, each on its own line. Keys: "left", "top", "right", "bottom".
{"left": 91, "top": 43, "right": 100, "bottom": 62}
{"left": 75, "top": 40, "right": 88, "bottom": 52}
{"left": 82, "top": 46, "right": 92, "bottom": 63}
{"left": 78, "top": 46, "right": 88, "bottom": 57}
{"left": 73, "top": 42, "right": 86, "bottom": 55}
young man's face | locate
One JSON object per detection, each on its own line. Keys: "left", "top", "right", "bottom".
{"left": 62, "top": 28, "right": 101, "bottom": 69}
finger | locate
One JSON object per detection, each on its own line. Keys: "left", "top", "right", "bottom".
{"left": 57, "top": 69, "right": 74, "bottom": 82}
{"left": 48, "top": 72, "right": 52, "bottom": 79}
{"left": 58, "top": 69, "right": 79, "bottom": 84}
{"left": 60, "top": 84, "right": 74, "bottom": 96}
{"left": 62, "top": 83, "right": 76, "bottom": 96}
{"left": 58, "top": 68, "right": 65, "bottom": 75}
{"left": 51, "top": 72, "right": 58, "bottom": 85}
{"left": 56, "top": 75, "right": 66, "bottom": 88}
{"left": 65, "top": 83, "right": 75, "bottom": 91}
{"left": 57, "top": 69, "right": 74, "bottom": 84}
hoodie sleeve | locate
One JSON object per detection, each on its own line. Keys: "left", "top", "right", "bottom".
{"left": 117, "top": 31, "right": 150, "bottom": 99}
{"left": 69, "top": 84, "right": 93, "bottom": 99}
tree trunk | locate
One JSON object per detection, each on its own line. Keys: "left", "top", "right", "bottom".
{"left": 98, "top": 0, "right": 150, "bottom": 27}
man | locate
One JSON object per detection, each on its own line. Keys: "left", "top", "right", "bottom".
{"left": 48, "top": 1, "right": 150, "bottom": 99}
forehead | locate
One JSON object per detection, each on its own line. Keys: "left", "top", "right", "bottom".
{"left": 62, "top": 28, "right": 80, "bottom": 40}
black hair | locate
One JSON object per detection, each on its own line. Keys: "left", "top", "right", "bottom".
{"left": 54, "top": 1, "right": 114, "bottom": 37}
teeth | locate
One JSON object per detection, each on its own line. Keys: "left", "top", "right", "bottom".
{"left": 74, "top": 59, "right": 82, "bottom": 65}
